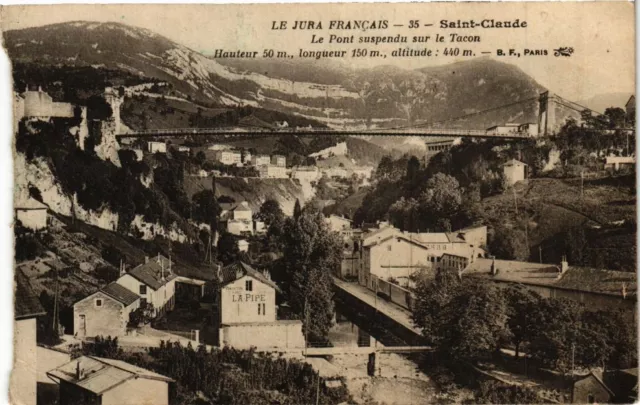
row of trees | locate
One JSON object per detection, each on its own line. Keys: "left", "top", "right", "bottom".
{"left": 74, "top": 338, "right": 349, "bottom": 405}
{"left": 413, "top": 269, "right": 637, "bottom": 372}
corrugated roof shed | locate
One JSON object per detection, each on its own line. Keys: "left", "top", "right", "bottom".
{"left": 15, "top": 269, "right": 46, "bottom": 320}
{"left": 47, "top": 356, "right": 173, "bottom": 395}
{"left": 101, "top": 282, "right": 139, "bottom": 306}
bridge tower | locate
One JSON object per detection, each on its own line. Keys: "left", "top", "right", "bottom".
{"left": 538, "top": 91, "right": 556, "bottom": 137}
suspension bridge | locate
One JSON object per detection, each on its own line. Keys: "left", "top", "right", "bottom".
{"left": 117, "top": 91, "right": 632, "bottom": 140}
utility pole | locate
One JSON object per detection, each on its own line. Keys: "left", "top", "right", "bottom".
{"left": 315, "top": 371, "right": 321, "bottom": 405}
{"left": 539, "top": 245, "right": 542, "bottom": 263}
{"left": 512, "top": 186, "right": 518, "bottom": 215}
{"left": 571, "top": 342, "right": 576, "bottom": 377}
{"left": 580, "top": 170, "right": 584, "bottom": 200}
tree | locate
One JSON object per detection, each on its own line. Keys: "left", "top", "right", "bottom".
{"left": 475, "top": 381, "right": 540, "bottom": 404}
{"left": 293, "top": 199, "right": 302, "bottom": 219}
{"left": 192, "top": 189, "right": 221, "bottom": 228}
{"left": 503, "top": 286, "right": 543, "bottom": 358}
{"left": 255, "top": 199, "right": 284, "bottom": 227}
{"left": 279, "top": 211, "right": 342, "bottom": 342}
{"left": 217, "top": 232, "right": 240, "bottom": 265}
{"left": 489, "top": 226, "right": 529, "bottom": 261}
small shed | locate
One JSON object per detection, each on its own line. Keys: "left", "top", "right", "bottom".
{"left": 572, "top": 371, "right": 614, "bottom": 404}
{"left": 503, "top": 159, "right": 528, "bottom": 186}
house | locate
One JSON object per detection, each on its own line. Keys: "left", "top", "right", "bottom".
{"left": 217, "top": 262, "right": 304, "bottom": 349}
{"left": 253, "top": 220, "right": 266, "bottom": 234}
{"left": 425, "top": 138, "right": 455, "bottom": 155}
{"left": 258, "top": 165, "right": 287, "bottom": 178}
{"left": 503, "top": 159, "right": 527, "bottom": 186}
{"left": 215, "top": 150, "right": 242, "bottom": 165}
{"left": 116, "top": 255, "right": 177, "bottom": 317}
{"left": 177, "top": 145, "right": 190, "bottom": 153}
{"left": 220, "top": 201, "right": 252, "bottom": 221}
{"left": 572, "top": 371, "right": 614, "bottom": 404}
{"left": 237, "top": 239, "right": 249, "bottom": 252}
{"left": 15, "top": 196, "right": 48, "bottom": 231}
{"left": 147, "top": 141, "right": 167, "bottom": 154}
{"left": 326, "top": 215, "right": 352, "bottom": 233}
{"left": 73, "top": 282, "right": 140, "bottom": 339}
{"left": 605, "top": 156, "right": 635, "bottom": 171}
{"left": 11, "top": 269, "right": 46, "bottom": 405}
{"left": 23, "top": 86, "right": 75, "bottom": 118}
{"left": 271, "top": 154, "right": 286, "bottom": 167}
{"left": 251, "top": 155, "right": 271, "bottom": 166}
{"left": 323, "top": 167, "right": 348, "bottom": 179}
{"left": 47, "top": 356, "right": 174, "bottom": 405}
{"left": 291, "top": 166, "right": 320, "bottom": 182}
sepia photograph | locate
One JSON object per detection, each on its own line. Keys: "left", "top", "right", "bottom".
{"left": 0, "top": 2, "right": 636, "bottom": 404}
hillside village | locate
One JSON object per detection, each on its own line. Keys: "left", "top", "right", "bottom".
{"left": 6, "top": 20, "right": 638, "bottom": 405}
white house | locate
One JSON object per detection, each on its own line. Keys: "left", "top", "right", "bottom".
{"left": 221, "top": 201, "right": 255, "bottom": 236}
{"left": 326, "top": 215, "right": 352, "bottom": 233}
{"left": 73, "top": 282, "right": 140, "bottom": 339}
{"left": 147, "top": 141, "right": 167, "bottom": 154}
{"left": 47, "top": 356, "right": 174, "bottom": 405}
{"left": 178, "top": 146, "right": 190, "bottom": 153}
{"left": 11, "top": 270, "right": 46, "bottom": 405}
{"left": 605, "top": 156, "right": 635, "bottom": 171}
{"left": 323, "top": 167, "right": 348, "bottom": 179}
{"left": 486, "top": 123, "right": 521, "bottom": 135}
{"left": 116, "top": 255, "right": 176, "bottom": 317}
{"left": 217, "top": 262, "right": 304, "bottom": 349}
{"left": 271, "top": 155, "right": 286, "bottom": 167}
{"left": 503, "top": 159, "right": 527, "bottom": 186}
{"left": 259, "top": 165, "right": 287, "bottom": 179}
{"left": 215, "top": 150, "right": 242, "bottom": 165}
{"left": 291, "top": 166, "right": 319, "bottom": 182}
{"left": 237, "top": 239, "right": 249, "bottom": 253}
{"left": 15, "top": 197, "right": 48, "bottom": 231}
{"left": 251, "top": 155, "right": 271, "bottom": 166}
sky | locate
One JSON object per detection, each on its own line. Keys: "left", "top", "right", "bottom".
{"left": 0, "top": 2, "right": 635, "bottom": 102}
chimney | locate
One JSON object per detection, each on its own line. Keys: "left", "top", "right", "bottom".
{"left": 490, "top": 256, "right": 497, "bottom": 276}
{"left": 144, "top": 256, "right": 149, "bottom": 264}
{"left": 263, "top": 270, "right": 271, "bottom": 281}
{"left": 561, "top": 255, "right": 569, "bottom": 273}
{"left": 216, "top": 264, "right": 223, "bottom": 282}
{"left": 76, "top": 360, "right": 84, "bottom": 380}
{"left": 119, "top": 259, "right": 126, "bottom": 277}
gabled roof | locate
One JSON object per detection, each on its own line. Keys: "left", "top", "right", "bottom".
{"left": 124, "top": 255, "right": 177, "bottom": 291}
{"left": 576, "top": 371, "right": 615, "bottom": 397}
{"left": 101, "top": 282, "right": 139, "bottom": 306}
{"left": 220, "top": 261, "right": 280, "bottom": 292}
{"left": 47, "top": 356, "right": 173, "bottom": 395}
{"left": 15, "top": 269, "right": 46, "bottom": 320}
{"left": 503, "top": 159, "right": 528, "bottom": 167}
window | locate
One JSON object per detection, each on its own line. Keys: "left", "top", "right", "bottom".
{"left": 139, "top": 285, "right": 147, "bottom": 295}
{"left": 141, "top": 298, "right": 147, "bottom": 307}
{"left": 258, "top": 303, "right": 261, "bottom": 315}
{"left": 95, "top": 299, "right": 102, "bottom": 307}
{"left": 262, "top": 303, "right": 266, "bottom": 315}
{"left": 245, "top": 280, "right": 253, "bottom": 291}
{"left": 387, "top": 245, "right": 392, "bottom": 252}
{"left": 588, "top": 394, "right": 595, "bottom": 404}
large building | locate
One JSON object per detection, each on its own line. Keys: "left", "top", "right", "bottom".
{"left": 73, "top": 282, "right": 140, "bottom": 339}
{"left": 47, "top": 356, "right": 174, "bottom": 405}
{"left": 326, "top": 215, "right": 352, "bottom": 233}
{"left": 221, "top": 201, "right": 258, "bottom": 235}
{"left": 251, "top": 154, "right": 271, "bottom": 166}
{"left": 357, "top": 225, "right": 487, "bottom": 287}
{"left": 258, "top": 165, "right": 287, "bottom": 178}
{"left": 215, "top": 150, "right": 242, "bottom": 165}
{"left": 217, "top": 262, "right": 304, "bottom": 349}
{"left": 147, "top": 141, "right": 167, "bottom": 154}
{"left": 11, "top": 270, "right": 46, "bottom": 405}
{"left": 116, "top": 255, "right": 177, "bottom": 317}
{"left": 462, "top": 257, "right": 637, "bottom": 313}
{"left": 291, "top": 166, "right": 320, "bottom": 182}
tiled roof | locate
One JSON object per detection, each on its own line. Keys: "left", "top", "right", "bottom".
{"left": 464, "top": 258, "right": 637, "bottom": 298}
{"left": 15, "top": 269, "right": 46, "bottom": 319}
{"left": 125, "top": 255, "right": 177, "bottom": 290}
{"left": 220, "top": 261, "right": 280, "bottom": 292}
{"left": 464, "top": 258, "right": 560, "bottom": 286}
{"left": 101, "top": 282, "right": 139, "bottom": 306}
{"left": 47, "top": 356, "right": 173, "bottom": 395}
{"left": 503, "top": 159, "right": 527, "bottom": 167}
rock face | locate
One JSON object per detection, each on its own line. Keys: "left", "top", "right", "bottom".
{"left": 93, "top": 118, "right": 121, "bottom": 167}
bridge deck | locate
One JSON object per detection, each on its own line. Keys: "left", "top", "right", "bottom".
{"left": 303, "top": 345, "right": 432, "bottom": 356}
